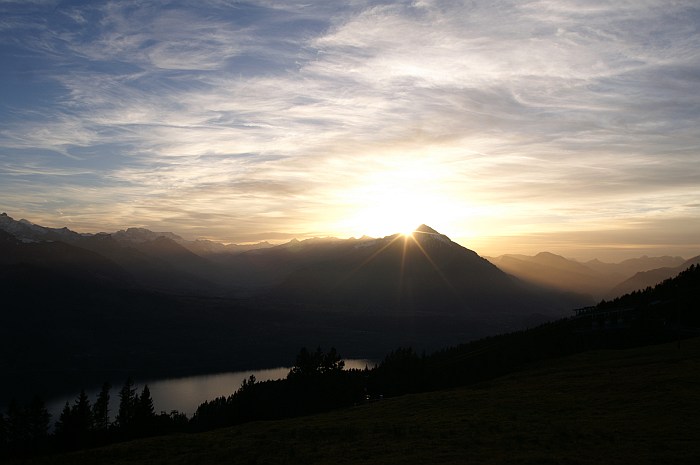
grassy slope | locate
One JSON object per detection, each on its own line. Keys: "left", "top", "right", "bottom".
{"left": 24, "top": 337, "right": 700, "bottom": 465}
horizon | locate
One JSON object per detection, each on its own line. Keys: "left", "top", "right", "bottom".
{"left": 2, "top": 210, "right": 696, "bottom": 263}
{"left": 2, "top": 1, "right": 699, "bottom": 262}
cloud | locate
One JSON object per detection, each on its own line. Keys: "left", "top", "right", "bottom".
{"left": 1, "top": 0, "right": 699, "bottom": 258}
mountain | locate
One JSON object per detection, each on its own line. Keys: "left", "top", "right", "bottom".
{"left": 0, "top": 213, "right": 246, "bottom": 294}
{"left": 6, "top": 213, "right": 696, "bottom": 409}
{"left": 585, "top": 255, "right": 686, "bottom": 280}
{"left": 264, "top": 226, "right": 590, "bottom": 320}
{"left": 605, "top": 254, "right": 700, "bottom": 299}
{"left": 0, "top": 212, "right": 85, "bottom": 243}
{"left": 486, "top": 252, "right": 691, "bottom": 300}
{"left": 0, "top": 228, "right": 132, "bottom": 288}
{"left": 486, "top": 252, "right": 610, "bottom": 299}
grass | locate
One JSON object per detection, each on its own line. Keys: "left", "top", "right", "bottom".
{"left": 20, "top": 337, "right": 700, "bottom": 464}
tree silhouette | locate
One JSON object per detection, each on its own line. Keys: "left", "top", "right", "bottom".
{"left": 116, "top": 378, "right": 137, "bottom": 435}
{"left": 54, "top": 390, "right": 93, "bottom": 450}
{"left": 0, "top": 412, "right": 6, "bottom": 456}
{"left": 92, "top": 382, "right": 111, "bottom": 433}
{"left": 25, "top": 396, "right": 50, "bottom": 452}
{"left": 134, "top": 384, "right": 156, "bottom": 436}
{"left": 72, "top": 390, "right": 93, "bottom": 435}
{"left": 4, "top": 400, "right": 26, "bottom": 455}
{"left": 288, "top": 346, "right": 345, "bottom": 379}
{"left": 53, "top": 402, "right": 72, "bottom": 440}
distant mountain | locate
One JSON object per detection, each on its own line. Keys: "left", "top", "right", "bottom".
{"left": 487, "top": 252, "right": 691, "bottom": 300}
{"left": 112, "top": 226, "right": 272, "bottom": 258}
{"left": 486, "top": 252, "right": 610, "bottom": 299}
{"left": 605, "top": 255, "right": 700, "bottom": 299}
{"left": 585, "top": 255, "right": 686, "bottom": 280}
{"left": 0, "top": 228, "right": 133, "bottom": 291}
{"left": 0, "top": 213, "right": 266, "bottom": 294}
{"left": 0, "top": 212, "right": 85, "bottom": 243}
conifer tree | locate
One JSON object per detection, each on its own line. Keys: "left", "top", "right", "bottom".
{"left": 0, "top": 412, "right": 7, "bottom": 457}
{"left": 137, "top": 385, "right": 155, "bottom": 419}
{"left": 25, "top": 396, "right": 50, "bottom": 450}
{"left": 4, "top": 400, "right": 27, "bottom": 453}
{"left": 92, "top": 382, "right": 111, "bottom": 432}
{"left": 135, "top": 384, "right": 156, "bottom": 435}
{"left": 116, "top": 378, "right": 137, "bottom": 434}
{"left": 72, "top": 390, "right": 93, "bottom": 435}
{"left": 53, "top": 402, "right": 72, "bottom": 439}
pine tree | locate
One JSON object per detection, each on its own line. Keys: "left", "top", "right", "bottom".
{"left": 5, "top": 400, "right": 27, "bottom": 453}
{"left": 130, "top": 384, "right": 156, "bottom": 438}
{"left": 53, "top": 402, "right": 72, "bottom": 439}
{"left": 25, "top": 396, "right": 50, "bottom": 450}
{"left": 0, "top": 412, "right": 7, "bottom": 456}
{"left": 137, "top": 385, "right": 155, "bottom": 420}
{"left": 72, "top": 390, "right": 93, "bottom": 442}
{"left": 92, "top": 382, "right": 111, "bottom": 432}
{"left": 116, "top": 378, "right": 137, "bottom": 434}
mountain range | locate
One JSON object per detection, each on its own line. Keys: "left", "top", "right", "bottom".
{"left": 2, "top": 212, "right": 697, "bottom": 403}
{"left": 486, "top": 251, "right": 697, "bottom": 300}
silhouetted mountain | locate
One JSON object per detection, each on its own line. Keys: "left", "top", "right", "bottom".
{"left": 585, "top": 255, "right": 686, "bottom": 280}
{"left": 0, "top": 229, "right": 132, "bottom": 288}
{"left": 0, "top": 214, "right": 226, "bottom": 294}
{"left": 487, "top": 252, "right": 609, "bottom": 299}
{"left": 265, "top": 227, "right": 590, "bottom": 321}
{"left": 605, "top": 255, "right": 700, "bottom": 299}
{"left": 0, "top": 212, "right": 84, "bottom": 243}
{"left": 5, "top": 213, "right": 697, "bottom": 413}
{"left": 487, "top": 252, "right": 691, "bottom": 300}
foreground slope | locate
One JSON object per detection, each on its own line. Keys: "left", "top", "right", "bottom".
{"left": 23, "top": 337, "right": 700, "bottom": 465}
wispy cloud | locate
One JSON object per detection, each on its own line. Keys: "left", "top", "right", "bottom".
{"left": 1, "top": 0, "right": 699, "bottom": 258}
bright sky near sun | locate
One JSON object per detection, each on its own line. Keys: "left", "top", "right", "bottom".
{"left": 1, "top": 0, "right": 700, "bottom": 260}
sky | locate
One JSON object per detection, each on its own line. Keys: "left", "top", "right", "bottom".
{"left": 1, "top": 0, "right": 700, "bottom": 261}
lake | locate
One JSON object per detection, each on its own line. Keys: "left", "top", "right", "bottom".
{"left": 46, "top": 359, "right": 375, "bottom": 422}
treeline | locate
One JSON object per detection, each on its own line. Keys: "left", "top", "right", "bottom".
{"left": 0, "top": 379, "right": 188, "bottom": 461}
{"left": 2, "top": 265, "right": 698, "bottom": 461}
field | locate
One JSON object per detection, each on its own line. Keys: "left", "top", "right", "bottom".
{"left": 18, "top": 336, "right": 700, "bottom": 465}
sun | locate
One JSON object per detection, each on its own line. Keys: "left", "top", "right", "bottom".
{"left": 328, "top": 153, "right": 472, "bottom": 239}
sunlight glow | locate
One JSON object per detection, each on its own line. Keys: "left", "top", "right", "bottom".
{"left": 332, "top": 155, "right": 466, "bottom": 238}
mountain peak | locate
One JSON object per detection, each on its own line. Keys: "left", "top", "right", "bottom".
{"left": 414, "top": 224, "right": 440, "bottom": 235}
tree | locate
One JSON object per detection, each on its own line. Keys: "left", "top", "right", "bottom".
{"left": 0, "top": 412, "right": 6, "bottom": 456}
{"left": 25, "top": 396, "right": 50, "bottom": 450}
{"left": 53, "top": 402, "right": 72, "bottom": 440}
{"left": 55, "top": 391, "right": 93, "bottom": 451}
{"left": 288, "top": 346, "right": 345, "bottom": 379}
{"left": 92, "top": 382, "right": 111, "bottom": 433}
{"left": 72, "top": 390, "right": 93, "bottom": 435}
{"left": 239, "top": 375, "right": 256, "bottom": 393}
{"left": 116, "top": 378, "right": 137, "bottom": 433}
{"left": 321, "top": 347, "right": 345, "bottom": 374}
{"left": 4, "top": 400, "right": 27, "bottom": 454}
{"left": 135, "top": 384, "right": 156, "bottom": 432}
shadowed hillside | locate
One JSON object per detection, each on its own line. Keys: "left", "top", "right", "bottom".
{"left": 13, "top": 337, "right": 700, "bottom": 465}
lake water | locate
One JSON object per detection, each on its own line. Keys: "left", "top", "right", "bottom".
{"left": 46, "top": 359, "right": 375, "bottom": 422}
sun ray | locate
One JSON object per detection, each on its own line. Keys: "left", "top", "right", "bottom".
{"left": 407, "top": 233, "right": 462, "bottom": 300}
{"left": 329, "top": 232, "right": 405, "bottom": 291}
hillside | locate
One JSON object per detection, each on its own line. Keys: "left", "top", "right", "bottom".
{"left": 17, "top": 337, "right": 700, "bottom": 465}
